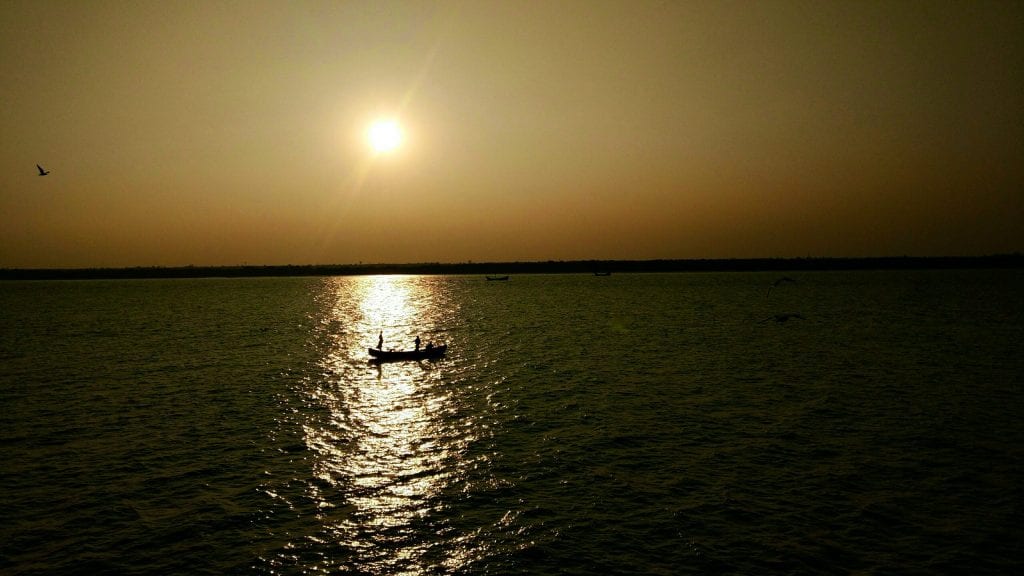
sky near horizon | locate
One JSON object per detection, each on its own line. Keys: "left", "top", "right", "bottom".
{"left": 2, "top": 0, "right": 1022, "bottom": 268}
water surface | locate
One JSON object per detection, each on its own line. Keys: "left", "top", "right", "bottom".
{"left": 1, "top": 271, "right": 1021, "bottom": 574}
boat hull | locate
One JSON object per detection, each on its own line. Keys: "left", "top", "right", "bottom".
{"left": 368, "top": 344, "right": 447, "bottom": 361}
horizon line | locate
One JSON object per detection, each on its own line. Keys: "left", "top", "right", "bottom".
{"left": 2, "top": 254, "right": 1022, "bottom": 280}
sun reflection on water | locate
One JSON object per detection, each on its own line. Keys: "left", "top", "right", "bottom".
{"left": 358, "top": 275, "right": 417, "bottom": 339}
{"left": 299, "top": 275, "right": 475, "bottom": 574}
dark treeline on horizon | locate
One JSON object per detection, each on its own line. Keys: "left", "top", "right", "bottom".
{"left": 1, "top": 255, "right": 1022, "bottom": 280}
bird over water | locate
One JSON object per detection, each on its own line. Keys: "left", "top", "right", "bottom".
{"left": 36, "top": 164, "right": 49, "bottom": 176}
{"left": 762, "top": 313, "right": 806, "bottom": 323}
{"left": 766, "top": 276, "right": 796, "bottom": 298}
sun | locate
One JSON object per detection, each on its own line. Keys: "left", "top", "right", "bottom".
{"left": 367, "top": 119, "right": 403, "bottom": 153}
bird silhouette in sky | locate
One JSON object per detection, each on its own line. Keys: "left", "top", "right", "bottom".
{"left": 36, "top": 164, "right": 50, "bottom": 176}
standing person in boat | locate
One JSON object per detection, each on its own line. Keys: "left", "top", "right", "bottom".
{"left": 378, "top": 331, "right": 383, "bottom": 351}
{"left": 414, "top": 335, "right": 421, "bottom": 351}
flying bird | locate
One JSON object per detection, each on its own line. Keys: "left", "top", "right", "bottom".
{"left": 766, "top": 276, "right": 796, "bottom": 298}
{"left": 761, "top": 313, "right": 805, "bottom": 323}
{"left": 36, "top": 164, "right": 50, "bottom": 176}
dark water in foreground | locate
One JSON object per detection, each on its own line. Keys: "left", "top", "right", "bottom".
{"left": 1, "top": 271, "right": 1022, "bottom": 574}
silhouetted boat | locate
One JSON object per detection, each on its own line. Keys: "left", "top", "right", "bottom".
{"left": 368, "top": 344, "right": 447, "bottom": 361}
{"left": 486, "top": 276, "right": 509, "bottom": 281}
{"left": 594, "top": 271, "right": 611, "bottom": 276}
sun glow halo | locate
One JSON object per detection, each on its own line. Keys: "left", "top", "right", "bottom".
{"left": 367, "top": 119, "right": 403, "bottom": 153}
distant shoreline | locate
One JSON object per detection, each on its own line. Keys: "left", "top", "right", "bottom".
{"left": 2, "top": 255, "right": 1021, "bottom": 280}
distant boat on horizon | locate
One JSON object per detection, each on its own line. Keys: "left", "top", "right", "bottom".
{"left": 486, "top": 275, "right": 509, "bottom": 281}
{"left": 594, "top": 271, "right": 612, "bottom": 276}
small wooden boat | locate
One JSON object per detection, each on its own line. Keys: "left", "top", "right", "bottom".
{"left": 368, "top": 344, "right": 447, "bottom": 361}
{"left": 486, "top": 275, "right": 509, "bottom": 281}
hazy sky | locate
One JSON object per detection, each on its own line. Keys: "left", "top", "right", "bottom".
{"left": 2, "top": 0, "right": 1022, "bottom": 267}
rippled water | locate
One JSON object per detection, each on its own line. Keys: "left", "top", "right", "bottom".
{"left": 1, "top": 271, "right": 1022, "bottom": 574}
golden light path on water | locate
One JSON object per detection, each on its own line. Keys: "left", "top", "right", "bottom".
{"left": 300, "top": 275, "right": 479, "bottom": 574}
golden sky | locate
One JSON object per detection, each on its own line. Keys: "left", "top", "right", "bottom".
{"left": 2, "top": 0, "right": 1022, "bottom": 267}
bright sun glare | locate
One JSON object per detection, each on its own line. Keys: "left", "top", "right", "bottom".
{"left": 367, "top": 119, "right": 403, "bottom": 153}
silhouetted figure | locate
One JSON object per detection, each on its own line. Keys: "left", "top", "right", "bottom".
{"left": 414, "top": 336, "right": 421, "bottom": 351}
{"left": 762, "top": 313, "right": 805, "bottom": 323}
{"left": 378, "top": 331, "right": 383, "bottom": 350}
{"left": 766, "top": 276, "right": 796, "bottom": 298}
{"left": 36, "top": 164, "right": 49, "bottom": 176}
{"left": 426, "top": 342, "right": 434, "bottom": 351}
